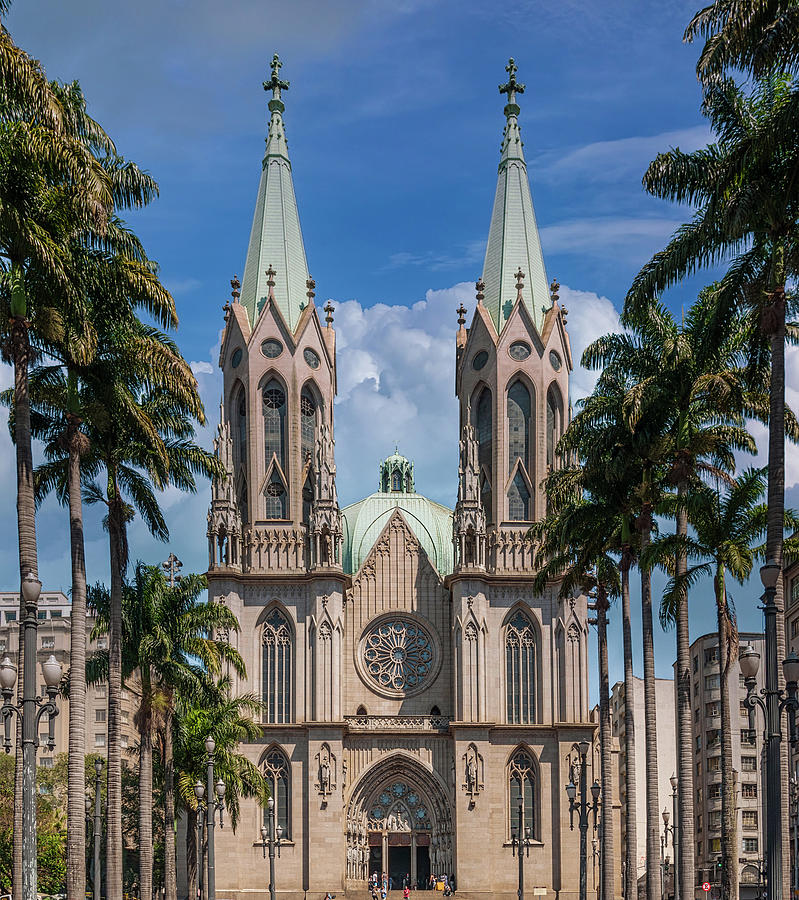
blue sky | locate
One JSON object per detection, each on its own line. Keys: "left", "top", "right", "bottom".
{"left": 2, "top": 0, "right": 797, "bottom": 695}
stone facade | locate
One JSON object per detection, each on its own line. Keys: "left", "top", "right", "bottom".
{"left": 205, "top": 57, "right": 615, "bottom": 900}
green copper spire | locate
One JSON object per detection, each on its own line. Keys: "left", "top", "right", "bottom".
{"left": 480, "top": 58, "right": 550, "bottom": 333}
{"left": 239, "top": 53, "right": 311, "bottom": 330}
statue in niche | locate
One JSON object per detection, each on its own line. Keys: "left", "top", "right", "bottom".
{"left": 315, "top": 742, "right": 336, "bottom": 803}
{"left": 462, "top": 743, "right": 484, "bottom": 804}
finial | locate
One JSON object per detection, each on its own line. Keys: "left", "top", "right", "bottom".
{"left": 457, "top": 303, "right": 467, "bottom": 327}
{"left": 475, "top": 279, "right": 485, "bottom": 305}
{"left": 231, "top": 274, "right": 241, "bottom": 303}
{"left": 550, "top": 278, "right": 560, "bottom": 305}
{"left": 499, "top": 57, "right": 525, "bottom": 117}
{"left": 265, "top": 265, "right": 276, "bottom": 301}
{"left": 515, "top": 268, "right": 525, "bottom": 300}
{"left": 306, "top": 276, "right": 316, "bottom": 304}
{"left": 324, "top": 300, "right": 335, "bottom": 326}
{"left": 263, "top": 53, "right": 290, "bottom": 112}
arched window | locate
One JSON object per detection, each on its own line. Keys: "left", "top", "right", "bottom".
{"left": 302, "top": 473, "right": 314, "bottom": 525}
{"left": 237, "top": 475, "right": 249, "bottom": 526}
{"left": 430, "top": 705, "right": 441, "bottom": 716}
{"left": 506, "top": 611, "right": 536, "bottom": 724}
{"left": 508, "top": 748, "right": 537, "bottom": 840}
{"left": 262, "top": 608, "right": 292, "bottom": 723}
{"left": 546, "top": 383, "right": 564, "bottom": 469}
{"left": 265, "top": 471, "right": 287, "bottom": 519}
{"left": 356, "top": 705, "right": 368, "bottom": 716}
{"left": 508, "top": 470, "right": 530, "bottom": 521}
{"left": 300, "top": 387, "right": 317, "bottom": 463}
{"left": 236, "top": 387, "right": 247, "bottom": 468}
{"left": 392, "top": 470, "right": 402, "bottom": 492}
{"left": 263, "top": 380, "right": 286, "bottom": 469}
{"left": 262, "top": 748, "right": 291, "bottom": 839}
{"left": 475, "top": 388, "right": 492, "bottom": 523}
{"left": 507, "top": 381, "right": 530, "bottom": 473}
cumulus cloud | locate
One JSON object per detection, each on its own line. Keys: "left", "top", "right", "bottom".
{"left": 540, "top": 216, "right": 683, "bottom": 265}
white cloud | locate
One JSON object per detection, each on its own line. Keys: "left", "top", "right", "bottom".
{"left": 190, "top": 360, "right": 214, "bottom": 376}
{"left": 540, "top": 216, "right": 682, "bottom": 265}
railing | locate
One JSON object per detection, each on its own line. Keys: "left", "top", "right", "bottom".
{"left": 344, "top": 715, "right": 451, "bottom": 732}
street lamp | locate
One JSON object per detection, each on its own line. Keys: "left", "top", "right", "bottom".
{"left": 510, "top": 801, "right": 532, "bottom": 900}
{"left": 0, "top": 571, "right": 61, "bottom": 900}
{"left": 195, "top": 743, "right": 226, "bottom": 900}
{"left": 740, "top": 567, "right": 799, "bottom": 900}
{"left": 93, "top": 757, "right": 103, "bottom": 900}
{"left": 669, "top": 774, "right": 679, "bottom": 900}
{"left": 566, "top": 740, "right": 601, "bottom": 900}
{"left": 661, "top": 808, "right": 674, "bottom": 900}
{"left": 194, "top": 781, "right": 206, "bottom": 900}
{"left": 261, "top": 796, "right": 283, "bottom": 900}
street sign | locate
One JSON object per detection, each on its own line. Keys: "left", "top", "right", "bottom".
{"left": 702, "top": 883, "right": 711, "bottom": 892}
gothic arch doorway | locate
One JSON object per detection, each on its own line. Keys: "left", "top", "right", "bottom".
{"left": 346, "top": 755, "right": 453, "bottom": 890}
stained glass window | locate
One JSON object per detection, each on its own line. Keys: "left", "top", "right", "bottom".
{"left": 476, "top": 388, "right": 492, "bottom": 524}
{"left": 262, "top": 748, "right": 290, "bottom": 838}
{"left": 262, "top": 609, "right": 292, "bottom": 724}
{"left": 300, "top": 388, "right": 316, "bottom": 462}
{"left": 506, "top": 611, "right": 536, "bottom": 723}
{"left": 362, "top": 620, "right": 434, "bottom": 693}
{"left": 263, "top": 381, "right": 286, "bottom": 469}
{"left": 546, "top": 383, "right": 563, "bottom": 469}
{"left": 508, "top": 749, "right": 537, "bottom": 839}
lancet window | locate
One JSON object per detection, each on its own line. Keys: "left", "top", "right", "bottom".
{"left": 265, "top": 471, "right": 287, "bottom": 519}
{"left": 262, "top": 608, "right": 292, "bottom": 723}
{"left": 475, "top": 388, "right": 492, "bottom": 523}
{"left": 546, "top": 383, "right": 564, "bottom": 469}
{"left": 300, "top": 386, "right": 317, "bottom": 463}
{"left": 505, "top": 611, "right": 536, "bottom": 724}
{"left": 236, "top": 387, "right": 247, "bottom": 468}
{"left": 508, "top": 748, "right": 537, "bottom": 840}
{"left": 263, "top": 380, "right": 286, "bottom": 469}
{"left": 262, "top": 748, "right": 291, "bottom": 838}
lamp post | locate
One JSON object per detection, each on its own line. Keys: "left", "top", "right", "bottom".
{"left": 93, "top": 757, "right": 103, "bottom": 900}
{"left": 670, "top": 774, "right": 678, "bottom": 900}
{"left": 195, "top": 745, "right": 226, "bottom": 900}
{"left": 194, "top": 781, "right": 206, "bottom": 900}
{"left": 511, "top": 801, "right": 532, "bottom": 900}
{"left": 0, "top": 572, "right": 62, "bottom": 900}
{"left": 662, "top": 808, "right": 674, "bottom": 900}
{"left": 566, "top": 740, "right": 601, "bottom": 900}
{"left": 261, "top": 796, "right": 283, "bottom": 900}
{"left": 740, "top": 563, "right": 799, "bottom": 900}
{"left": 791, "top": 775, "right": 799, "bottom": 900}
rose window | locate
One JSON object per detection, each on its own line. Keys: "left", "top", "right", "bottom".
{"left": 362, "top": 619, "right": 434, "bottom": 692}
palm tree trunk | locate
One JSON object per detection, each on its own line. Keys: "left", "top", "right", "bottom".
{"left": 596, "top": 587, "right": 615, "bottom": 900}
{"left": 66, "top": 420, "right": 88, "bottom": 900}
{"left": 10, "top": 311, "right": 38, "bottom": 900}
{"left": 675, "top": 492, "right": 695, "bottom": 900}
{"left": 621, "top": 556, "right": 639, "bottom": 900}
{"left": 640, "top": 523, "right": 662, "bottom": 900}
{"left": 139, "top": 691, "right": 154, "bottom": 900}
{"left": 186, "top": 808, "right": 197, "bottom": 900}
{"left": 163, "top": 706, "right": 177, "bottom": 900}
{"left": 106, "top": 494, "right": 125, "bottom": 900}
{"left": 716, "top": 568, "right": 738, "bottom": 900}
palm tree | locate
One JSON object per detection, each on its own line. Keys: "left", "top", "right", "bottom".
{"left": 625, "top": 73, "right": 799, "bottom": 893}
{"left": 648, "top": 470, "right": 799, "bottom": 900}
{"left": 88, "top": 564, "right": 245, "bottom": 900}
{"left": 174, "top": 682, "right": 269, "bottom": 900}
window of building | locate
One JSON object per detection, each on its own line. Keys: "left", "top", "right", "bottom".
{"left": 694, "top": 708, "right": 700, "bottom": 723}
{"left": 505, "top": 611, "right": 536, "bottom": 724}
{"left": 262, "top": 608, "right": 292, "bottom": 724}
{"left": 507, "top": 381, "right": 532, "bottom": 521}
{"left": 706, "top": 701, "right": 720, "bottom": 718}
{"left": 708, "top": 756, "right": 720, "bottom": 772}
{"left": 704, "top": 647, "right": 719, "bottom": 666}
{"left": 475, "top": 388, "right": 492, "bottom": 524}
{"left": 708, "top": 783, "right": 721, "bottom": 799}
{"left": 508, "top": 470, "right": 531, "bottom": 522}
{"left": 697, "top": 842, "right": 703, "bottom": 859}
{"left": 696, "top": 760, "right": 702, "bottom": 776}
{"left": 706, "top": 729, "right": 720, "bottom": 748}
{"left": 741, "top": 729, "right": 757, "bottom": 747}
{"left": 792, "top": 618, "right": 799, "bottom": 639}
{"left": 693, "top": 655, "right": 699, "bottom": 673}
{"left": 508, "top": 748, "right": 537, "bottom": 840}
{"left": 94, "top": 734, "right": 106, "bottom": 748}
{"left": 546, "top": 384, "right": 564, "bottom": 469}
{"left": 39, "top": 757, "right": 53, "bottom": 768}
{"left": 697, "top": 787, "right": 703, "bottom": 804}
{"left": 236, "top": 387, "right": 247, "bottom": 468}
{"left": 265, "top": 472, "right": 287, "bottom": 520}
{"left": 96, "top": 685, "right": 107, "bottom": 698}
{"left": 37, "top": 610, "right": 46, "bottom": 621}
{"left": 697, "top": 814, "right": 703, "bottom": 832}
{"left": 263, "top": 748, "right": 291, "bottom": 839}
{"left": 121, "top": 736, "right": 128, "bottom": 749}
{"left": 741, "top": 756, "right": 757, "bottom": 772}
{"left": 50, "top": 610, "right": 61, "bottom": 618}
{"left": 739, "top": 674, "right": 747, "bottom": 689}
{"left": 300, "top": 387, "right": 317, "bottom": 463}
{"left": 95, "top": 709, "right": 106, "bottom": 723}
{"left": 263, "top": 380, "right": 286, "bottom": 470}
{"left": 4, "top": 612, "right": 15, "bottom": 623}
{"left": 742, "top": 810, "right": 758, "bottom": 830}
{"left": 122, "top": 711, "right": 129, "bottom": 724}
{"left": 740, "top": 700, "right": 749, "bottom": 719}
{"left": 741, "top": 866, "right": 760, "bottom": 885}
{"left": 41, "top": 638, "right": 54, "bottom": 650}
{"left": 710, "top": 838, "right": 721, "bottom": 853}
{"left": 705, "top": 674, "right": 720, "bottom": 691}
{"left": 121, "top": 689, "right": 128, "bottom": 700}
{"left": 709, "top": 811, "right": 721, "bottom": 830}
{"left": 743, "top": 838, "right": 758, "bottom": 854}
{"left": 696, "top": 735, "right": 702, "bottom": 752}
{"left": 741, "top": 783, "right": 757, "bottom": 798}
{"left": 792, "top": 576, "right": 799, "bottom": 609}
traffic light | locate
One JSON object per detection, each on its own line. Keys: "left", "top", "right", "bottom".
{"left": 717, "top": 857, "right": 723, "bottom": 873}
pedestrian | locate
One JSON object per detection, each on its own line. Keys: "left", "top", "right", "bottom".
{"left": 404, "top": 887, "right": 410, "bottom": 900}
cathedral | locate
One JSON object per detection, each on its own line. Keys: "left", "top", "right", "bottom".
{"left": 206, "top": 55, "right": 614, "bottom": 900}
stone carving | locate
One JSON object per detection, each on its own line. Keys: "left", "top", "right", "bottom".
{"left": 462, "top": 743, "right": 484, "bottom": 803}
{"left": 315, "top": 742, "right": 336, "bottom": 802}
{"left": 487, "top": 528, "right": 538, "bottom": 573}
{"left": 309, "top": 423, "right": 343, "bottom": 569}
{"left": 344, "top": 715, "right": 450, "bottom": 732}
{"left": 244, "top": 526, "right": 307, "bottom": 572}
{"left": 362, "top": 619, "right": 434, "bottom": 692}
{"left": 207, "top": 409, "right": 242, "bottom": 570}
{"left": 453, "top": 412, "right": 487, "bottom": 570}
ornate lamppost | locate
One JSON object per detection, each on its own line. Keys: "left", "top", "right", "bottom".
{"left": 194, "top": 767, "right": 225, "bottom": 900}
{"left": 0, "top": 573, "right": 62, "bottom": 900}
{"left": 261, "top": 796, "right": 283, "bottom": 900}
{"left": 661, "top": 808, "right": 674, "bottom": 900}
{"left": 511, "top": 801, "right": 532, "bottom": 900}
{"left": 92, "top": 757, "right": 103, "bottom": 900}
{"left": 740, "top": 564, "right": 799, "bottom": 900}
{"left": 669, "top": 774, "right": 678, "bottom": 900}
{"left": 566, "top": 740, "right": 601, "bottom": 900}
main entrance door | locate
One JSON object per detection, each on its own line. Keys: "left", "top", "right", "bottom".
{"left": 388, "top": 838, "right": 411, "bottom": 888}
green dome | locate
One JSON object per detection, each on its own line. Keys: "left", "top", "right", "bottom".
{"left": 341, "top": 491, "right": 454, "bottom": 577}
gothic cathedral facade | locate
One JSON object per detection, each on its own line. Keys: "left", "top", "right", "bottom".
{"left": 206, "top": 56, "right": 611, "bottom": 900}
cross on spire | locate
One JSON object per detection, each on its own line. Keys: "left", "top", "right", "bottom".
{"left": 324, "top": 300, "right": 335, "bottom": 326}
{"left": 499, "top": 57, "right": 525, "bottom": 115}
{"left": 263, "top": 52, "right": 290, "bottom": 110}
{"left": 457, "top": 302, "right": 467, "bottom": 326}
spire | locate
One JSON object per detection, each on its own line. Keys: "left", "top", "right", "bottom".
{"left": 239, "top": 53, "right": 311, "bottom": 331}
{"left": 480, "top": 58, "right": 550, "bottom": 334}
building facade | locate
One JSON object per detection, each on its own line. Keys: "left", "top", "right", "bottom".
{"left": 688, "top": 632, "right": 766, "bottom": 900}
{"left": 207, "top": 57, "right": 614, "bottom": 900}
{"left": 0, "top": 591, "right": 137, "bottom": 764}
{"left": 610, "top": 676, "right": 677, "bottom": 896}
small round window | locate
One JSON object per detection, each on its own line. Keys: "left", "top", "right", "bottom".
{"left": 261, "top": 339, "right": 283, "bottom": 359}
{"left": 231, "top": 348, "right": 243, "bottom": 368}
{"left": 304, "top": 348, "right": 320, "bottom": 369}
{"left": 509, "top": 341, "right": 531, "bottom": 361}
{"left": 549, "top": 350, "right": 562, "bottom": 371}
{"left": 472, "top": 350, "right": 489, "bottom": 371}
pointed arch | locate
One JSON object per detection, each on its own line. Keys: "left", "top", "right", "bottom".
{"left": 300, "top": 379, "right": 323, "bottom": 464}
{"left": 546, "top": 381, "right": 564, "bottom": 469}
{"left": 506, "top": 745, "right": 540, "bottom": 840}
{"left": 260, "top": 605, "right": 293, "bottom": 723}
{"left": 506, "top": 378, "right": 531, "bottom": 475}
{"left": 473, "top": 384, "right": 493, "bottom": 525}
{"left": 263, "top": 456, "right": 288, "bottom": 519}
{"left": 260, "top": 744, "right": 291, "bottom": 838}
{"left": 231, "top": 380, "right": 248, "bottom": 469}
{"left": 261, "top": 373, "right": 288, "bottom": 475}
{"left": 503, "top": 606, "right": 538, "bottom": 724}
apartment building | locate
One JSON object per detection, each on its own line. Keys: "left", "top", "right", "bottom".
{"left": 0, "top": 590, "right": 137, "bottom": 766}
{"left": 611, "top": 675, "right": 677, "bottom": 895}
{"left": 689, "top": 631, "right": 765, "bottom": 900}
